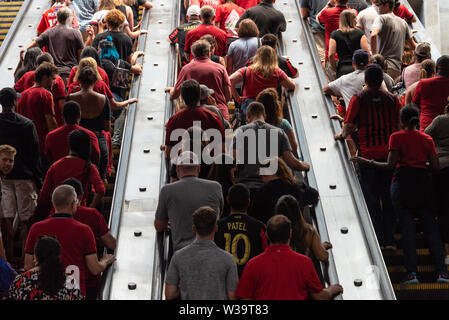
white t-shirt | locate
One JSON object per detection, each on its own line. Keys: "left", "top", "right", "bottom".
{"left": 328, "top": 69, "right": 366, "bottom": 107}
{"left": 328, "top": 69, "right": 388, "bottom": 106}
{"left": 90, "top": 9, "right": 129, "bottom": 28}
{"left": 356, "top": 5, "right": 378, "bottom": 45}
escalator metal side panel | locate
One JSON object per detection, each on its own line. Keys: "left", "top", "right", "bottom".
{"left": 402, "top": 0, "right": 441, "bottom": 61}
{"left": 100, "top": 0, "right": 173, "bottom": 300}
{"left": 0, "top": 0, "right": 47, "bottom": 89}
{"left": 276, "top": 0, "right": 395, "bottom": 300}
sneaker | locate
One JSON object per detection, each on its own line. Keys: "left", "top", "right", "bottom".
{"left": 437, "top": 272, "right": 449, "bottom": 283}
{"left": 401, "top": 272, "right": 419, "bottom": 284}
{"left": 384, "top": 245, "right": 397, "bottom": 251}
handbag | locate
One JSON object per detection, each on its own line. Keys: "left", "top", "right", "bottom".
{"left": 230, "top": 67, "right": 248, "bottom": 128}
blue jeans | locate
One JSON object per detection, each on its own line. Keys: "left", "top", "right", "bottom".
{"left": 112, "top": 93, "right": 125, "bottom": 147}
{"left": 391, "top": 180, "right": 445, "bottom": 274}
{"left": 358, "top": 164, "right": 395, "bottom": 247}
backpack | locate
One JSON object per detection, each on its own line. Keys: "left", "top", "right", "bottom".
{"left": 99, "top": 36, "right": 130, "bottom": 89}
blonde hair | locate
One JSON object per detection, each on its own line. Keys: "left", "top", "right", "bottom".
{"left": 99, "top": 0, "right": 118, "bottom": 10}
{"left": 419, "top": 59, "right": 436, "bottom": 79}
{"left": 74, "top": 57, "right": 102, "bottom": 83}
{"left": 339, "top": 10, "right": 357, "bottom": 33}
{"left": 0, "top": 144, "right": 16, "bottom": 156}
{"left": 251, "top": 46, "right": 278, "bottom": 79}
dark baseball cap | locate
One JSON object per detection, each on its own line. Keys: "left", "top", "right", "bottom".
{"left": 353, "top": 49, "right": 369, "bottom": 67}
{"left": 365, "top": 64, "right": 384, "bottom": 87}
{"left": 0, "top": 87, "right": 20, "bottom": 107}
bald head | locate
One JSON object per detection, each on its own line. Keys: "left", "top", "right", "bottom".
{"left": 57, "top": 6, "right": 71, "bottom": 24}
{"left": 267, "top": 214, "right": 292, "bottom": 244}
{"left": 52, "top": 185, "right": 77, "bottom": 213}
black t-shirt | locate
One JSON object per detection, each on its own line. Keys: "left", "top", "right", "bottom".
{"left": 347, "top": 0, "right": 368, "bottom": 12}
{"left": 131, "top": 0, "right": 147, "bottom": 22}
{"left": 0, "top": 113, "right": 41, "bottom": 181}
{"left": 169, "top": 21, "right": 201, "bottom": 65}
{"left": 330, "top": 29, "right": 364, "bottom": 63}
{"left": 93, "top": 31, "right": 133, "bottom": 62}
{"left": 250, "top": 179, "right": 319, "bottom": 224}
{"left": 214, "top": 213, "right": 267, "bottom": 277}
{"left": 236, "top": 2, "right": 286, "bottom": 37}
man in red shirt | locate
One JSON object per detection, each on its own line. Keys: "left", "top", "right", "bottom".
{"left": 413, "top": 55, "right": 449, "bottom": 131}
{"left": 24, "top": 185, "right": 115, "bottom": 297}
{"left": 236, "top": 214, "right": 343, "bottom": 299}
{"left": 335, "top": 64, "right": 401, "bottom": 249}
{"left": 45, "top": 101, "right": 100, "bottom": 166}
{"left": 14, "top": 53, "right": 67, "bottom": 126}
{"left": 190, "top": 0, "right": 223, "bottom": 10}
{"left": 214, "top": 0, "right": 245, "bottom": 38}
{"left": 63, "top": 177, "right": 116, "bottom": 300}
{"left": 317, "top": 0, "right": 352, "bottom": 62}
{"left": 37, "top": 0, "right": 79, "bottom": 35}
{"left": 165, "top": 79, "right": 225, "bottom": 160}
{"left": 235, "top": 0, "right": 261, "bottom": 9}
{"left": 170, "top": 40, "right": 232, "bottom": 120}
{"left": 184, "top": 5, "right": 228, "bottom": 58}
{"left": 393, "top": 0, "right": 416, "bottom": 23}
{"left": 17, "top": 62, "right": 59, "bottom": 155}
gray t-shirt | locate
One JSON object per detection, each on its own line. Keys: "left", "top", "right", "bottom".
{"left": 227, "top": 37, "right": 259, "bottom": 72}
{"left": 155, "top": 177, "right": 224, "bottom": 251}
{"left": 166, "top": 238, "right": 238, "bottom": 300}
{"left": 425, "top": 114, "right": 449, "bottom": 169}
{"left": 233, "top": 121, "right": 292, "bottom": 187}
{"left": 301, "top": 0, "right": 327, "bottom": 33}
{"left": 372, "top": 13, "right": 411, "bottom": 72}
{"left": 36, "top": 25, "right": 84, "bottom": 75}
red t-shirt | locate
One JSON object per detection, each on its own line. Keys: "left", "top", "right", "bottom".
{"left": 24, "top": 213, "right": 97, "bottom": 296}
{"left": 74, "top": 205, "right": 110, "bottom": 289}
{"left": 38, "top": 157, "right": 105, "bottom": 209}
{"left": 235, "top": 0, "right": 261, "bottom": 10}
{"left": 17, "top": 86, "right": 55, "bottom": 153}
{"left": 184, "top": 23, "right": 228, "bottom": 57}
{"left": 393, "top": 4, "right": 413, "bottom": 21}
{"left": 15, "top": 71, "right": 66, "bottom": 126}
{"left": 318, "top": 6, "right": 352, "bottom": 61}
{"left": 174, "top": 57, "right": 231, "bottom": 120}
{"left": 237, "top": 66, "right": 288, "bottom": 99}
{"left": 190, "top": 0, "right": 222, "bottom": 10}
{"left": 67, "top": 66, "right": 110, "bottom": 88}
{"left": 67, "top": 80, "right": 113, "bottom": 100}
{"left": 236, "top": 244, "right": 323, "bottom": 300}
{"left": 215, "top": 2, "right": 245, "bottom": 37}
{"left": 345, "top": 88, "right": 402, "bottom": 160}
{"left": 37, "top": 3, "right": 79, "bottom": 34}
{"left": 44, "top": 124, "right": 101, "bottom": 165}
{"left": 165, "top": 106, "right": 225, "bottom": 146}
{"left": 413, "top": 76, "right": 449, "bottom": 131}
{"left": 389, "top": 129, "right": 437, "bottom": 169}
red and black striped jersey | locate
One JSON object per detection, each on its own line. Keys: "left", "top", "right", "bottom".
{"left": 345, "top": 87, "right": 402, "bottom": 160}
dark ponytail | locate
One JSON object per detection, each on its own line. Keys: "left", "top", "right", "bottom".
{"left": 68, "top": 129, "right": 92, "bottom": 173}
{"left": 275, "top": 195, "right": 312, "bottom": 254}
{"left": 400, "top": 104, "right": 420, "bottom": 129}
{"left": 35, "top": 236, "right": 66, "bottom": 296}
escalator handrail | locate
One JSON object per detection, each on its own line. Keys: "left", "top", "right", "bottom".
{"left": 100, "top": 7, "right": 151, "bottom": 300}
{"left": 292, "top": 0, "right": 396, "bottom": 300}
{"left": 0, "top": 0, "right": 32, "bottom": 62}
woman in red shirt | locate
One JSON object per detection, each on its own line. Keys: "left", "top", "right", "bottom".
{"left": 36, "top": 129, "right": 106, "bottom": 221}
{"left": 229, "top": 45, "right": 295, "bottom": 121}
{"left": 352, "top": 105, "right": 448, "bottom": 285}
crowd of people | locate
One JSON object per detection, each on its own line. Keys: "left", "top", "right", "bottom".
{"left": 1, "top": 0, "right": 449, "bottom": 301}
{"left": 0, "top": 0, "right": 152, "bottom": 300}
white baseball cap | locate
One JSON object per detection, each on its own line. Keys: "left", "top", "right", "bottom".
{"left": 187, "top": 5, "right": 201, "bottom": 17}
